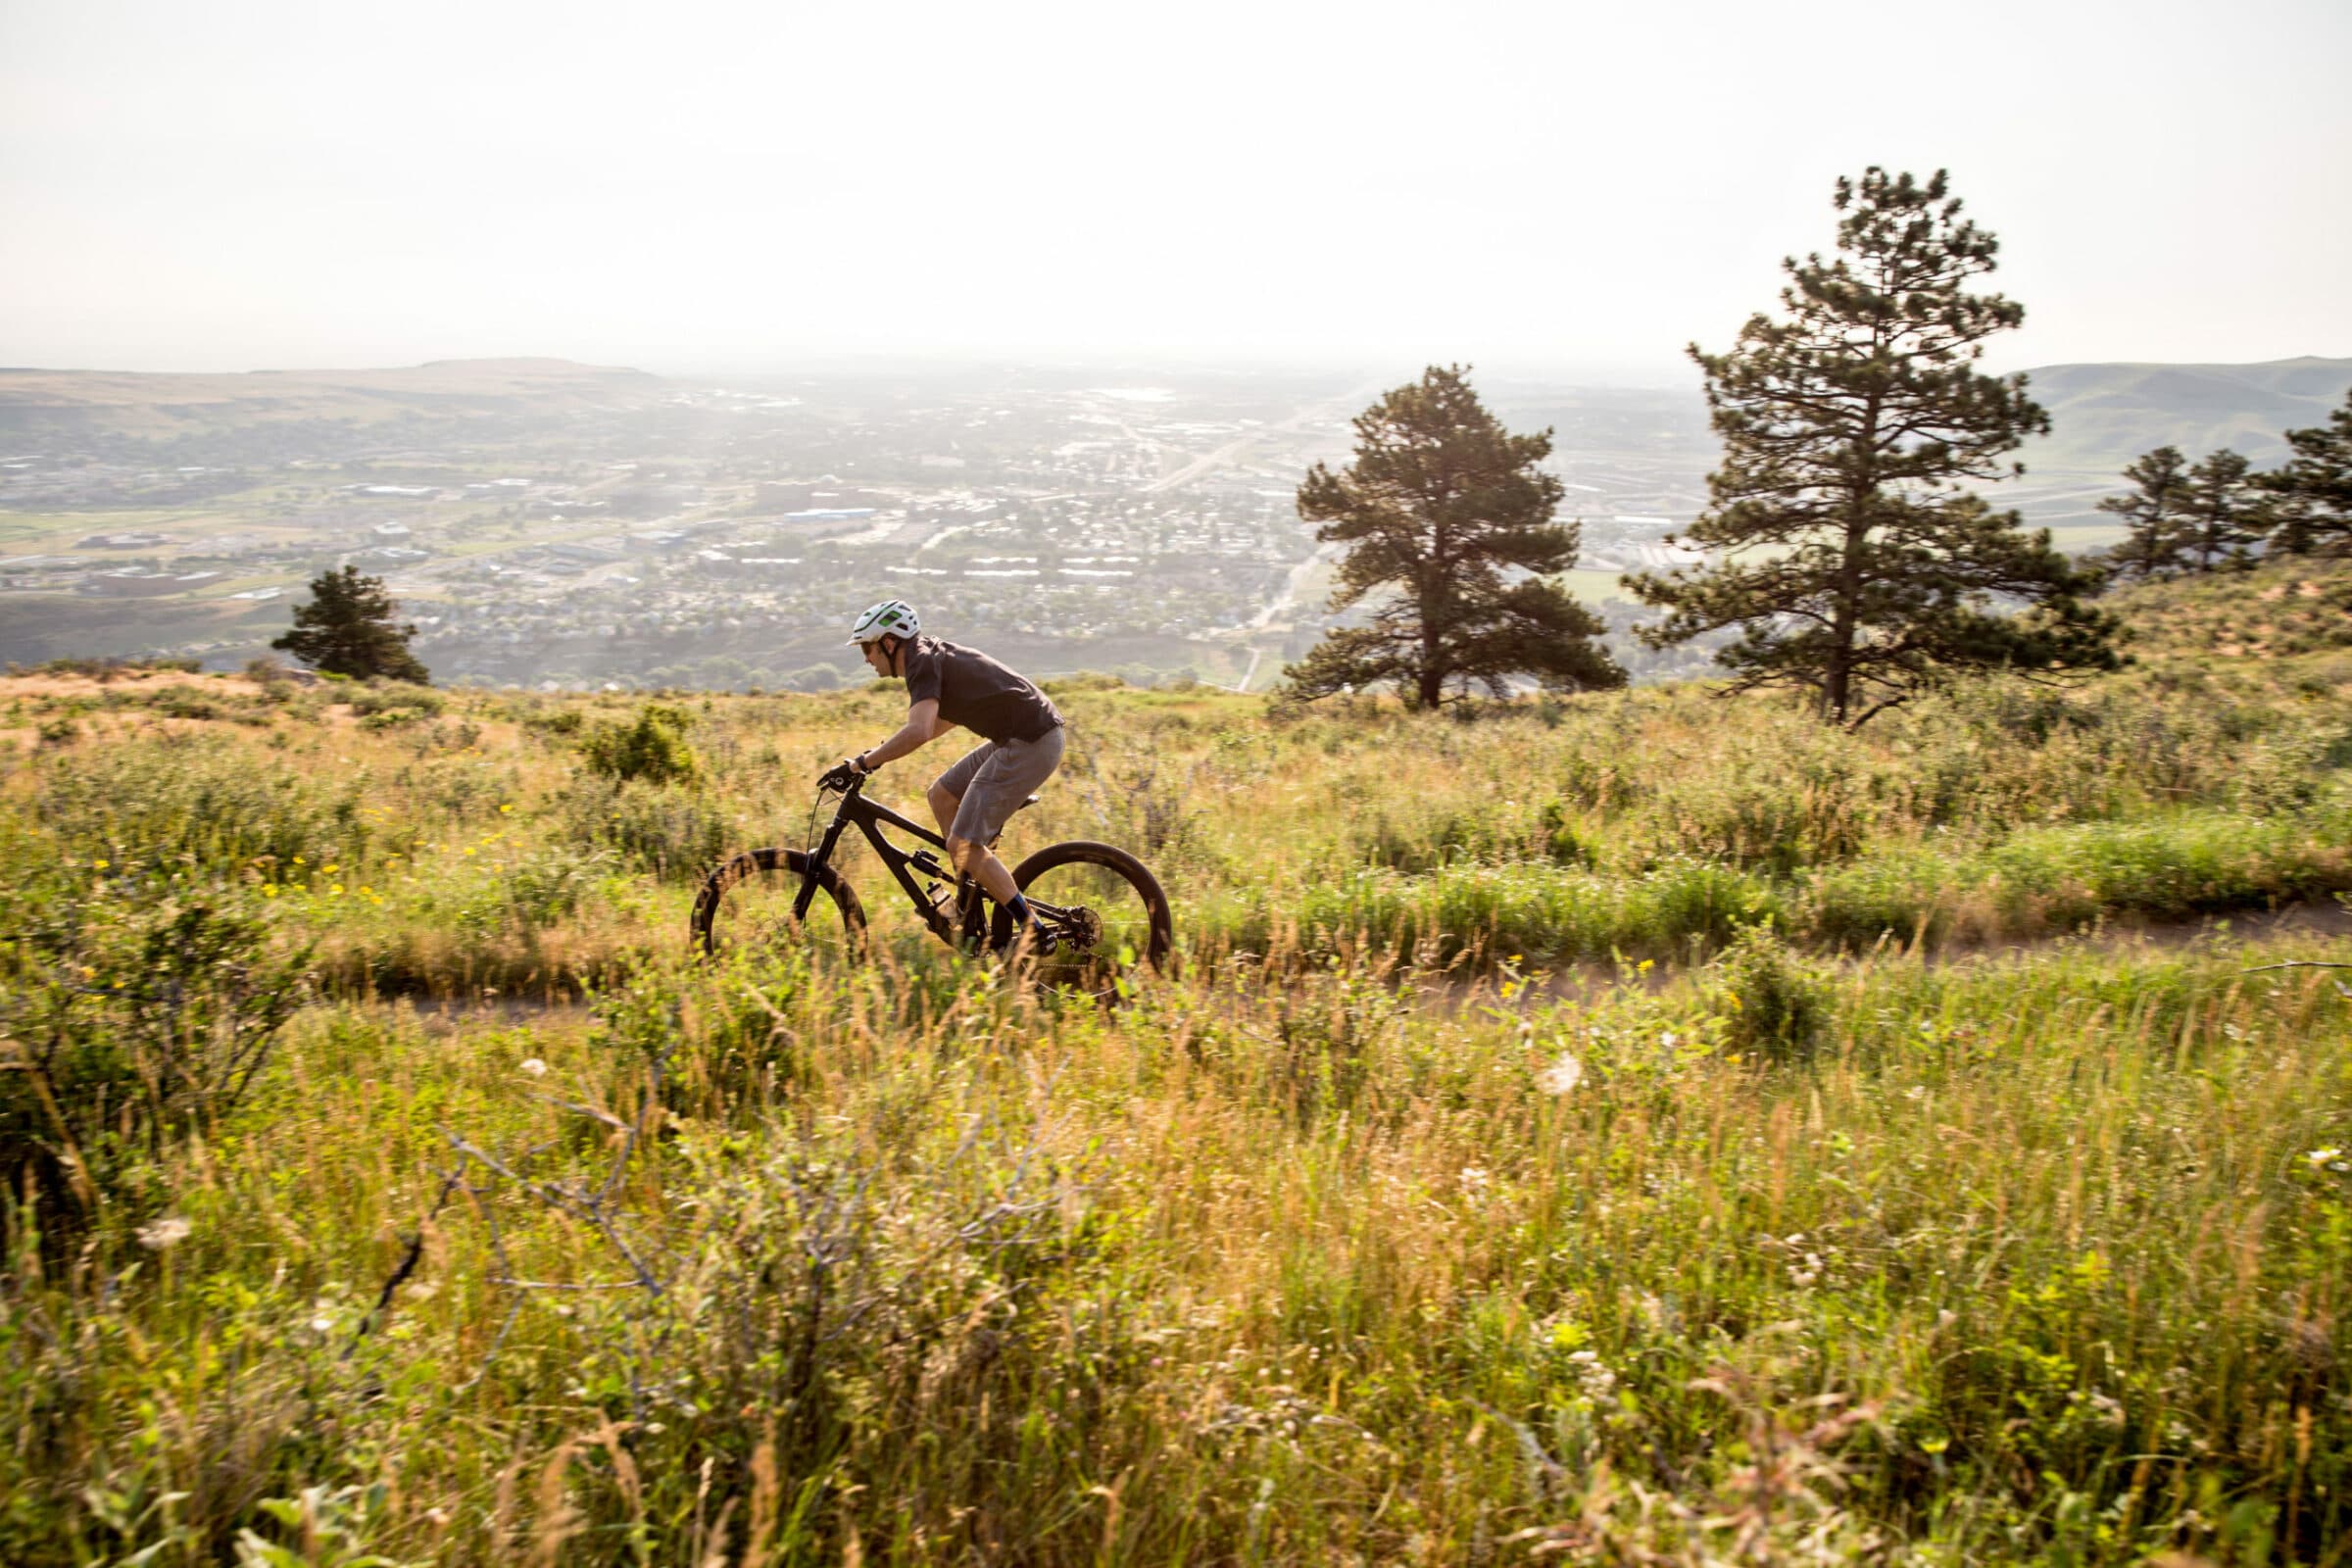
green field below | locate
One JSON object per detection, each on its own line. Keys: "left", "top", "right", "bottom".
{"left": 0, "top": 509, "right": 202, "bottom": 549}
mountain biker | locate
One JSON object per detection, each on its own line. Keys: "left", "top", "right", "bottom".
{"left": 838, "top": 599, "right": 1065, "bottom": 951}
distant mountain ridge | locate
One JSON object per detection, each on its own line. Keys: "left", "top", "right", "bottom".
{"left": 0, "top": 358, "right": 667, "bottom": 438}
{"left": 5, "top": 353, "right": 2344, "bottom": 492}
{"left": 2017, "top": 355, "right": 2352, "bottom": 474}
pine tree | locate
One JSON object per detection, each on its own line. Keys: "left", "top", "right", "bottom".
{"left": 2258, "top": 390, "right": 2352, "bottom": 555}
{"left": 1629, "top": 169, "right": 2116, "bottom": 727}
{"left": 2097, "top": 445, "right": 2193, "bottom": 579}
{"left": 2180, "top": 449, "right": 2261, "bottom": 571}
{"left": 271, "top": 564, "right": 430, "bottom": 683}
{"left": 1282, "top": 366, "right": 1624, "bottom": 708}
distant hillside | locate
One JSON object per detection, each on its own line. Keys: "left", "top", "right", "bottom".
{"left": 0, "top": 358, "right": 669, "bottom": 439}
{"left": 2102, "top": 555, "right": 2352, "bottom": 663}
{"left": 2018, "top": 355, "right": 2352, "bottom": 475}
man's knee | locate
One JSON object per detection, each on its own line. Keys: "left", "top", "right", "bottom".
{"left": 944, "top": 833, "right": 981, "bottom": 868}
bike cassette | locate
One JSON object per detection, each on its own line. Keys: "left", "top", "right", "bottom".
{"left": 1059, "top": 906, "right": 1103, "bottom": 951}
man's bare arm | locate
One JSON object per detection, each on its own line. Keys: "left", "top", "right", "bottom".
{"left": 857, "top": 699, "right": 956, "bottom": 771}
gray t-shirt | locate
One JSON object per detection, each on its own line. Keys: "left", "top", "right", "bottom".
{"left": 901, "top": 636, "right": 1062, "bottom": 744}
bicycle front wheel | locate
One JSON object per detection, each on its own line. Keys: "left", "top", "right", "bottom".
{"left": 1006, "top": 840, "right": 1175, "bottom": 996}
{"left": 691, "top": 848, "right": 867, "bottom": 962}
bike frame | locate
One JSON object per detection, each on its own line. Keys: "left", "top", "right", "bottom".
{"left": 799, "top": 773, "right": 992, "bottom": 947}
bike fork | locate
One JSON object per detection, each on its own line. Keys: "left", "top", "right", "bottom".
{"left": 796, "top": 814, "right": 854, "bottom": 920}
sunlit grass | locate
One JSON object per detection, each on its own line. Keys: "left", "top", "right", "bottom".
{"left": 3, "top": 563, "right": 2350, "bottom": 1562}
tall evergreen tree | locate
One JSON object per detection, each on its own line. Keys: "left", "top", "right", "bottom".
{"left": 1282, "top": 366, "right": 1624, "bottom": 709}
{"left": 271, "top": 564, "right": 430, "bottom": 683}
{"left": 2180, "top": 448, "right": 2260, "bottom": 571}
{"left": 1629, "top": 168, "right": 2116, "bottom": 727}
{"left": 2258, "top": 389, "right": 2352, "bottom": 555}
{"left": 2097, "top": 445, "right": 2193, "bottom": 579}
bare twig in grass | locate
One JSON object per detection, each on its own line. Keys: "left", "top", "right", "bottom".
{"left": 341, "top": 1163, "right": 464, "bottom": 1361}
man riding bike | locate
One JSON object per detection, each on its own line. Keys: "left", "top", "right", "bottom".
{"left": 838, "top": 599, "right": 1066, "bottom": 953}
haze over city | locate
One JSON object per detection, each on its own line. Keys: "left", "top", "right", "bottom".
{"left": 4, "top": 0, "right": 2348, "bottom": 378}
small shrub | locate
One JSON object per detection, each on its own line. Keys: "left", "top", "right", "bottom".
{"left": 560, "top": 778, "right": 731, "bottom": 881}
{"left": 579, "top": 704, "right": 699, "bottom": 786}
{"left": 151, "top": 691, "right": 221, "bottom": 721}
{"left": 1710, "top": 922, "right": 1832, "bottom": 1063}
{"left": 407, "top": 717, "right": 483, "bottom": 753}
{"left": 0, "top": 875, "right": 313, "bottom": 1221}
{"left": 344, "top": 683, "right": 444, "bottom": 720}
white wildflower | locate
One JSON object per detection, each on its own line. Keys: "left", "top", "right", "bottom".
{"left": 1565, "top": 1348, "right": 1617, "bottom": 1398}
{"left": 2307, "top": 1147, "right": 2346, "bottom": 1173}
{"left": 519, "top": 1057, "right": 549, "bottom": 1077}
{"left": 1458, "top": 1166, "right": 1492, "bottom": 1197}
{"left": 1538, "top": 1050, "right": 1584, "bottom": 1096}
{"left": 136, "top": 1215, "right": 192, "bottom": 1250}
{"left": 310, "top": 1314, "right": 336, "bottom": 1335}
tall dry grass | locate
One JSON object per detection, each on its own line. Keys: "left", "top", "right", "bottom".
{"left": 3, "top": 563, "right": 2349, "bottom": 1561}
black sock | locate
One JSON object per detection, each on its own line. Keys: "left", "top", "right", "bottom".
{"left": 1004, "top": 894, "right": 1036, "bottom": 926}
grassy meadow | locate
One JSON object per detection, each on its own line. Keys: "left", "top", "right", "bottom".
{"left": 3, "top": 560, "right": 2351, "bottom": 1564}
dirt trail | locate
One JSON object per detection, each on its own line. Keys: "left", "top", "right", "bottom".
{"left": 1420, "top": 900, "right": 2352, "bottom": 1012}
{"left": 344, "top": 902, "right": 2352, "bottom": 1031}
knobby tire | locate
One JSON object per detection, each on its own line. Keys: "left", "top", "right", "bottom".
{"left": 1006, "top": 839, "right": 1177, "bottom": 989}
{"left": 690, "top": 847, "right": 867, "bottom": 959}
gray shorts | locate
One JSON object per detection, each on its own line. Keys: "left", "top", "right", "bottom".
{"left": 933, "top": 725, "right": 1065, "bottom": 847}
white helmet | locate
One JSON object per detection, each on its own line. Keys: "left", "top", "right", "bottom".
{"left": 847, "top": 598, "right": 919, "bottom": 645}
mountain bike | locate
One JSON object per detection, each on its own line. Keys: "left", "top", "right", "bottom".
{"left": 691, "top": 760, "right": 1174, "bottom": 995}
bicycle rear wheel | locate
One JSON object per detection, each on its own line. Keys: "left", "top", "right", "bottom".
{"left": 691, "top": 848, "right": 867, "bottom": 962}
{"left": 1005, "top": 840, "right": 1174, "bottom": 997}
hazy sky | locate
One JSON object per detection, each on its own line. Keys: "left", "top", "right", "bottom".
{"left": 3, "top": 0, "right": 2346, "bottom": 379}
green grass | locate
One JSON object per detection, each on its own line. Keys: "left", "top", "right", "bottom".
{"left": 2, "top": 564, "right": 2350, "bottom": 1563}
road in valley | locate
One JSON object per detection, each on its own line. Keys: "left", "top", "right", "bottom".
{"left": 1229, "top": 542, "right": 1341, "bottom": 691}
{"left": 1141, "top": 379, "right": 1378, "bottom": 496}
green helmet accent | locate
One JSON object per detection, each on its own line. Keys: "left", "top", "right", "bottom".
{"left": 848, "top": 598, "right": 920, "bottom": 645}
